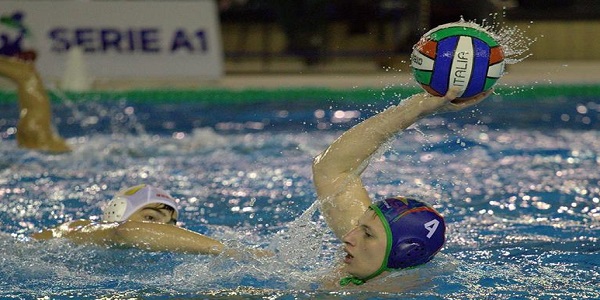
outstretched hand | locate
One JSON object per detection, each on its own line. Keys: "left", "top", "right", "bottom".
{"left": 442, "top": 87, "right": 493, "bottom": 112}
{"left": 403, "top": 87, "right": 493, "bottom": 117}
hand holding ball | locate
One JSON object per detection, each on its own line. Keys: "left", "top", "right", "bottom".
{"left": 410, "top": 22, "right": 505, "bottom": 99}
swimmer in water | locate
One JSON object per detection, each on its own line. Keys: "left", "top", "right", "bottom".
{"left": 32, "top": 184, "right": 227, "bottom": 255}
{"left": 0, "top": 54, "right": 71, "bottom": 153}
{"left": 30, "top": 88, "right": 491, "bottom": 288}
{"left": 312, "top": 87, "right": 492, "bottom": 287}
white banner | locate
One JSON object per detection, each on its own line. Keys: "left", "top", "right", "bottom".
{"left": 0, "top": 0, "right": 223, "bottom": 80}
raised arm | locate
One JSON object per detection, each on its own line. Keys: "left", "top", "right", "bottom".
{"left": 312, "top": 88, "right": 491, "bottom": 239}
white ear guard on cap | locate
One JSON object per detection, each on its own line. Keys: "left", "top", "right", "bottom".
{"left": 102, "top": 184, "right": 179, "bottom": 222}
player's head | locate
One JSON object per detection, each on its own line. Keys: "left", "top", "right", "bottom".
{"left": 341, "top": 197, "right": 445, "bottom": 285}
{"left": 102, "top": 184, "right": 178, "bottom": 224}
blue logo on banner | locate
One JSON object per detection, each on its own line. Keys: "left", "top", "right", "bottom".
{"left": 1, "top": 10, "right": 210, "bottom": 56}
{"left": 0, "top": 11, "right": 30, "bottom": 57}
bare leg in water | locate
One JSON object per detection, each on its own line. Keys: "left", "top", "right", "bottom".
{"left": 0, "top": 56, "right": 70, "bottom": 153}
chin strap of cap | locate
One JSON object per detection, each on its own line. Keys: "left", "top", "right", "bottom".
{"left": 339, "top": 263, "right": 391, "bottom": 286}
{"left": 339, "top": 276, "right": 366, "bottom": 286}
{"left": 340, "top": 265, "right": 420, "bottom": 286}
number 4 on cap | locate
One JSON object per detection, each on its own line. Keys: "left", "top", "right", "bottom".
{"left": 424, "top": 219, "right": 440, "bottom": 239}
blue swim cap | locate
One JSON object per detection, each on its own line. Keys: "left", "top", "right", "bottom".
{"left": 372, "top": 197, "right": 446, "bottom": 270}
{"left": 340, "top": 196, "right": 445, "bottom": 286}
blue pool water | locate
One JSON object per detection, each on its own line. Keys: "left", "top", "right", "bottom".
{"left": 0, "top": 89, "right": 599, "bottom": 299}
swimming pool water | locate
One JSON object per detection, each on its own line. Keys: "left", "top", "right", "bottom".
{"left": 0, "top": 91, "right": 599, "bottom": 299}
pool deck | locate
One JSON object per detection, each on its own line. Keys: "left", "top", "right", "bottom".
{"left": 217, "top": 60, "right": 600, "bottom": 89}
{"left": 88, "top": 60, "right": 600, "bottom": 91}
{"left": 1, "top": 59, "right": 599, "bottom": 91}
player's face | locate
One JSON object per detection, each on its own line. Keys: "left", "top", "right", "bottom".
{"left": 128, "top": 204, "right": 177, "bottom": 225}
{"left": 341, "top": 209, "right": 388, "bottom": 279}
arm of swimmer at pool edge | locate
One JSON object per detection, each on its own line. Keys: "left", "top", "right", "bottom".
{"left": 312, "top": 88, "right": 492, "bottom": 240}
{"left": 0, "top": 56, "right": 70, "bottom": 153}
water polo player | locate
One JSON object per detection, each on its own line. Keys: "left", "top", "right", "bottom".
{"left": 313, "top": 87, "right": 492, "bottom": 286}
{"left": 29, "top": 87, "right": 492, "bottom": 288}
{"left": 102, "top": 184, "right": 179, "bottom": 224}
{"left": 32, "top": 184, "right": 227, "bottom": 255}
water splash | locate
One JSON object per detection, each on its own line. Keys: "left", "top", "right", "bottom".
{"left": 482, "top": 15, "right": 535, "bottom": 65}
{"left": 266, "top": 200, "right": 336, "bottom": 286}
{"left": 448, "top": 16, "right": 535, "bottom": 65}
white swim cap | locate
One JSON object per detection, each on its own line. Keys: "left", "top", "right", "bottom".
{"left": 102, "top": 184, "right": 179, "bottom": 222}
